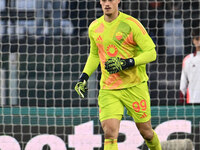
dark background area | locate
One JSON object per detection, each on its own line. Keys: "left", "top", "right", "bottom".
{"left": 0, "top": 0, "right": 199, "bottom": 107}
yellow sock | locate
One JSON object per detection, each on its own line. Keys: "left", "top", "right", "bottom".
{"left": 145, "top": 130, "right": 162, "bottom": 150}
{"left": 104, "top": 139, "right": 118, "bottom": 150}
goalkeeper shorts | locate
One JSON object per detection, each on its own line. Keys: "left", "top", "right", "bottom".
{"left": 98, "top": 81, "right": 151, "bottom": 123}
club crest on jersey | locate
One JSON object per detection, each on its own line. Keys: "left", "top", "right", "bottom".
{"left": 115, "top": 32, "right": 123, "bottom": 40}
{"left": 106, "top": 44, "right": 118, "bottom": 57}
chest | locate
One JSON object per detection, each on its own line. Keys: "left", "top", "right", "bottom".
{"left": 93, "top": 22, "right": 132, "bottom": 46}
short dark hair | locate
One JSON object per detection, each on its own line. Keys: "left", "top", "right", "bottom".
{"left": 192, "top": 27, "right": 200, "bottom": 38}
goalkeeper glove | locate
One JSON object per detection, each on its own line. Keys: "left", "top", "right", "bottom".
{"left": 105, "top": 57, "right": 135, "bottom": 74}
{"left": 74, "top": 73, "right": 89, "bottom": 98}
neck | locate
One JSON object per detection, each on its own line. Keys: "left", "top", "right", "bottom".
{"left": 104, "top": 11, "right": 119, "bottom": 22}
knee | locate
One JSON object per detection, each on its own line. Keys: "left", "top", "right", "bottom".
{"left": 102, "top": 124, "right": 119, "bottom": 139}
{"left": 139, "top": 129, "right": 154, "bottom": 141}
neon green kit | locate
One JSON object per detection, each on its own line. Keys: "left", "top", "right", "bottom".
{"left": 82, "top": 11, "right": 156, "bottom": 122}
{"left": 83, "top": 11, "right": 156, "bottom": 89}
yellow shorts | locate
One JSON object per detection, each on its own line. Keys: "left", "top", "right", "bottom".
{"left": 98, "top": 82, "right": 151, "bottom": 123}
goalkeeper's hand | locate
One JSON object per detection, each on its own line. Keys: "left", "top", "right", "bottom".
{"left": 105, "top": 57, "right": 135, "bottom": 74}
{"left": 74, "top": 73, "right": 89, "bottom": 98}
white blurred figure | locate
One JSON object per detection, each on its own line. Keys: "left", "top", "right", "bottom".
{"left": 164, "top": 19, "right": 184, "bottom": 56}
{"left": 36, "top": 0, "right": 70, "bottom": 36}
{"left": 180, "top": 27, "right": 200, "bottom": 104}
{"left": 164, "top": 2, "right": 184, "bottom": 56}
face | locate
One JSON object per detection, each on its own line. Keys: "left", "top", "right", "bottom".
{"left": 193, "top": 36, "right": 200, "bottom": 49}
{"left": 100, "top": 0, "right": 120, "bottom": 16}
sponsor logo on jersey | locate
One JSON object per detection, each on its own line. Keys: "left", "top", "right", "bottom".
{"left": 115, "top": 32, "right": 123, "bottom": 40}
{"left": 106, "top": 44, "right": 118, "bottom": 57}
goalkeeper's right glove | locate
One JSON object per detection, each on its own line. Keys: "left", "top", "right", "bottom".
{"left": 74, "top": 73, "right": 89, "bottom": 98}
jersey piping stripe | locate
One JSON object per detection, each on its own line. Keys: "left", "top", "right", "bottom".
{"left": 126, "top": 17, "right": 147, "bottom": 35}
{"left": 187, "top": 88, "right": 190, "bottom": 103}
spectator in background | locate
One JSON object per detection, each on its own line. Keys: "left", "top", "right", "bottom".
{"left": 180, "top": 27, "right": 200, "bottom": 104}
{"left": 164, "top": 2, "right": 184, "bottom": 56}
{"left": 49, "top": 0, "right": 62, "bottom": 36}
{"left": 36, "top": 0, "right": 50, "bottom": 35}
{"left": 148, "top": 1, "right": 165, "bottom": 55}
{"left": 183, "top": 1, "right": 200, "bottom": 55}
{"left": 36, "top": 0, "right": 62, "bottom": 36}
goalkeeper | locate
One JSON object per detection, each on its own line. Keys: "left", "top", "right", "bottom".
{"left": 75, "top": 0, "right": 162, "bottom": 149}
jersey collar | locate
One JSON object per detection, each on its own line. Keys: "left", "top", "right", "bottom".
{"left": 103, "top": 11, "right": 122, "bottom": 26}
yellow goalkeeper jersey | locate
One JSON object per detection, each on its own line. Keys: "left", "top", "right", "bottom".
{"left": 88, "top": 11, "right": 156, "bottom": 89}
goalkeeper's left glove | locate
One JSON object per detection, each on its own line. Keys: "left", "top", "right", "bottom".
{"left": 74, "top": 73, "right": 89, "bottom": 98}
{"left": 105, "top": 57, "right": 135, "bottom": 74}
